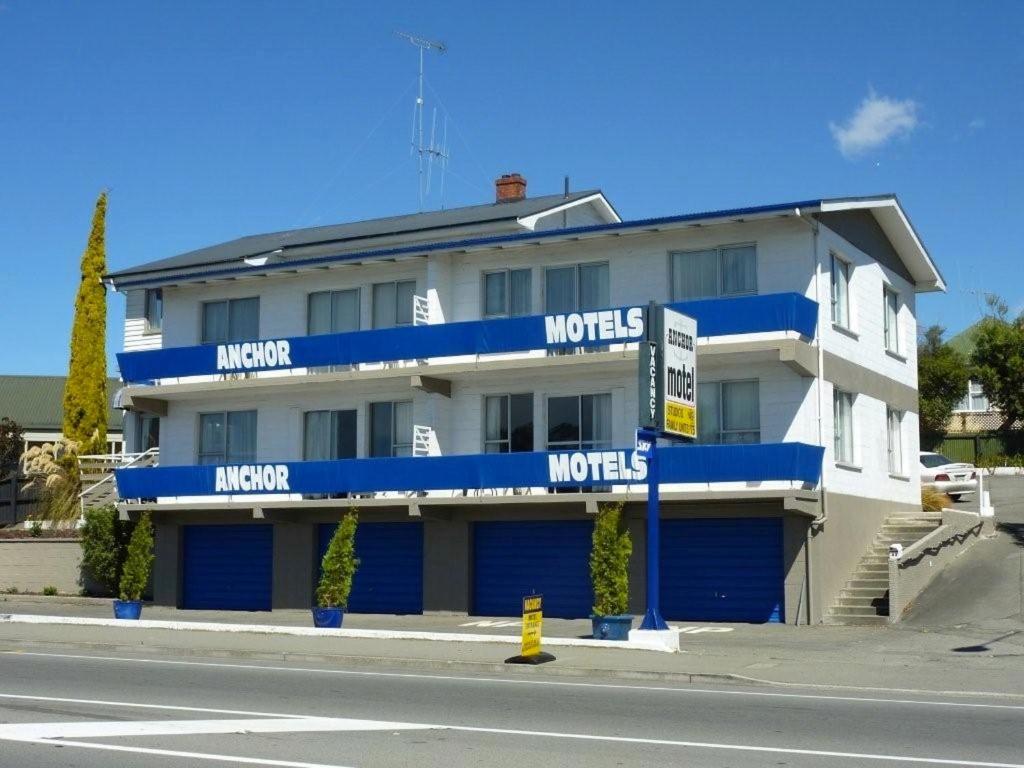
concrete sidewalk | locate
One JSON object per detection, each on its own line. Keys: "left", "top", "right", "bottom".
{"left": 1, "top": 595, "right": 1023, "bottom": 696}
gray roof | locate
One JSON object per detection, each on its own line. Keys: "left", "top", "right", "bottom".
{"left": 0, "top": 376, "right": 123, "bottom": 432}
{"left": 107, "top": 190, "right": 603, "bottom": 282}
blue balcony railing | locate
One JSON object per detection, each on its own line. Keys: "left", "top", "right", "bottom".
{"left": 117, "top": 293, "right": 818, "bottom": 384}
{"left": 115, "top": 442, "right": 824, "bottom": 499}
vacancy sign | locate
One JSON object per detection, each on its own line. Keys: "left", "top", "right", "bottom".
{"left": 662, "top": 307, "right": 697, "bottom": 439}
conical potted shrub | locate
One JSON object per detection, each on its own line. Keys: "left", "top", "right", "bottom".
{"left": 589, "top": 502, "right": 633, "bottom": 640}
{"left": 313, "top": 511, "right": 359, "bottom": 628}
{"left": 114, "top": 512, "right": 153, "bottom": 620}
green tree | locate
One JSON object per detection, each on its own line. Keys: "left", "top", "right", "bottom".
{"left": 970, "top": 296, "right": 1024, "bottom": 432}
{"left": 63, "top": 192, "right": 109, "bottom": 453}
{"left": 589, "top": 502, "right": 632, "bottom": 616}
{"left": 316, "top": 512, "right": 359, "bottom": 608}
{"left": 0, "top": 418, "right": 24, "bottom": 474}
{"left": 80, "top": 504, "right": 134, "bottom": 595}
{"left": 918, "top": 325, "right": 969, "bottom": 442}
{"left": 119, "top": 512, "right": 153, "bottom": 602}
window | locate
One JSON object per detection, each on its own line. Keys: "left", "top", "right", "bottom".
{"left": 136, "top": 413, "right": 160, "bottom": 452}
{"left": 198, "top": 410, "right": 257, "bottom": 465}
{"left": 830, "top": 254, "right": 851, "bottom": 329}
{"left": 304, "top": 409, "right": 357, "bottom": 460}
{"left": 670, "top": 245, "right": 757, "bottom": 300}
{"left": 697, "top": 380, "right": 760, "bottom": 444}
{"left": 956, "top": 380, "right": 990, "bottom": 412}
{"left": 883, "top": 287, "right": 899, "bottom": 353}
{"left": 369, "top": 401, "right": 413, "bottom": 457}
{"left": 483, "top": 269, "right": 532, "bottom": 318}
{"left": 308, "top": 289, "right": 360, "bottom": 335}
{"left": 372, "top": 280, "right": 416, "bottom": 329}
{"left": 545, "top": 262, "right": 609, "bottom": 354}
{"left": 201, "top": 298, "right": 259, "bottom": 344}
{"left": 833, "top": 389, "right": 855, "bottom": 464}
{"left": 546, "top": 394, "right": 612, "bottom": 450}
{"left": 887, "top": 407, "right": 904, "bottom": 475}
{"left": 143, "top": 289, "right": 163, "bottom": 334}
{"left": 483, "top": 394, "right": 534, "bottom": 453}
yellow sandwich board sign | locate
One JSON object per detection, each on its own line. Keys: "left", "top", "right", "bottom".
{"left": 505, "top": 593, "right": 555, "bottom": 665}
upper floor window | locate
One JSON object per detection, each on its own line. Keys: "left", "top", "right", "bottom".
{"left": 136, "top": 413, "right": 160, "bottom": 452}
{"left": 697, "top": 380, "right": 760, "bottom": 444}
{"left": 887, "top": 407, "right": 904, "bottom": 475}
{"left": 883, "top": 287, "right": 900, "bottom": 354}
{"left": 202, "top": 297, "right": 259, "bottom": 344}
{"left": 956, "top": 380, "right": 990, "bottom": 412}
{"left": 484, "top": 394, "right": 534, "bottom": 453}
{"left": 308, "top": 289, "right": 360, "bottom": 335}
{"left": 304, "top": 409, "right": 357, "bottom": 460}
{"left": 544, "top": 262, "right": 609, "bottom": 314}
{"left": 372, "top": 280, "right": 416, "bottom": 329}
{"left": 830, "top": 254, "right": 851, "bottom": 329}
{"left": 670, "top": 245, "right": 756, "bottom": 301}
{"left": 546, "top": 393, "right": 612, "bottom": 450}
{"left": 833, "top": 389, "right": 855, "bottom": 464}
{"left": 198, "top": 410, "right": 256, "bottom": 465}
{"left": 369, "top": 400, "right": 413, "bottom": 457}
{"left": 483, "top": 269, "right": 532, "bottom": 318}
{"left": 143, "top": 288, "right": 163, "bottom": 334}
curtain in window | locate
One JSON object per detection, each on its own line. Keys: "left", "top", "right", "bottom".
{"left": 721, "top": 246, "right": 757, "bottom": 296}
{"left": 884, "top": 290, "right": 898, "bottom": 350}
{"left": 198, "top": 413, "right": 225, "bottom": 463}
{"left": 831, "top": 256, "right": 849, "bottom": 326}
{"left": 202, "top": 302, "right": 228, "bottom": 344}
{"left": 307, "top": 292, "right": 332, "bottom": 336}
{"left": 584, "top": 393, "right": 612, "bottom": 447}
{"left": 396, "top": 281, "right": 416, "bottom": 326}
{"left": 834, "top": 391, "right": 854, "bottom": 462}
{"left": 304, "top": 411, "right": 331, "bottom": 460}
{"left": 372, "top": 284, "right": 396, "bottom": 329}
{"left": 697, "top": 384, "right": 721, "bottom": 444}
{"left": 579, "top": 263, "right": 609, "bottom": 310}
{"left": 510, "top": 270, "right": 532, "bottom": 316}
{"left": 672, "top": 250, "right": 718, "bottom": 300}
{"left": 229, "top": 298, "right": 259, "bottom": 341}
{"left": 545, "top": 267, "right": 576, "bottom": 313}
{"left": 722, "top": 380, "right": 759, "bottom": 443}
{"left": 227, "top": 411, "right": 257, "bottom": 462}
{"left": 484, "top": 395, "right": 508, "bottom": 452}
{"left": 887, "top": 409, "right": 903, "bottom": 474}
{"left": 333, "top": 289, "right": 360, "bottom": 332}
{"left": 484, "top": 273, "right": 507, "bottom": 316}
{"left": 393, "top": 401, "right": 413, "bottom": 456}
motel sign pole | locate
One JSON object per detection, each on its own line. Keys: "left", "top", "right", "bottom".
{"left": 639, "top": 428, "right": 668, "bottom": 630}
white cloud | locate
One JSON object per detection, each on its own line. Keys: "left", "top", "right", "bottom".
{"left": 968, "top": 117, "right": 985, "bottom": 131}
{"left": 829, "top": 90, "right": 919, "bottom": 158}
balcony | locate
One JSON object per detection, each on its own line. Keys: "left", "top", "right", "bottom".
{"left": 115, "top": 293, "right": 819, "bottom": 403}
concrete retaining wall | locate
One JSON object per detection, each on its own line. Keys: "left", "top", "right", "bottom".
{"left": 0, "top": 539, "right": 84, "bottom": 595}
{"left": 888, "top": 508, "right": 988, "bottom": 621}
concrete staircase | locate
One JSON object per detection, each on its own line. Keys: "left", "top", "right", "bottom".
{"left": 825, "top": 512, "right": 942, "bottom": 626}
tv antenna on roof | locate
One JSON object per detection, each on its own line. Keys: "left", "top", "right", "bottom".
{"left": 396, "top": 31, "right": 450, "bottom": 211}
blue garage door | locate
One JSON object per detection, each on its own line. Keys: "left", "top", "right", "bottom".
{"left": 661, "top": 517, "right": 784, "bottom": 623}
{"left": 182, "top": 524, "right": 273, "bottom": 611}
{"left": 318, "top": 522, "right": 423, "bottom": 614}
{"left": 473, "top": 520, "right": 592, "bottom": 619}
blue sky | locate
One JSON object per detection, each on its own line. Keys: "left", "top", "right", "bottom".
{"left": 1, "top": 1, "right": 1020, "bottom": 374}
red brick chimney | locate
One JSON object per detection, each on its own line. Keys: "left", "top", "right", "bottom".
{"left": 495, "top": 173, "right": 527, "bottom": 203}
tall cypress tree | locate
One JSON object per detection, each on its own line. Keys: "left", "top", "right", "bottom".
{"left": 63, "top": 192, "right": 108, "bottom": 453}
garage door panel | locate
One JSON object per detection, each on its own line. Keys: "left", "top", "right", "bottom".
{"left": 661, "top": 518, "right": 783, "bottom": 623}
{"left": 318, "top": 522, "right": 423, "bottom": 614}
{"left": 473, "top": 521, "right": 592, "bottom": 619}
{"left": 183, "top": 524, "right": 273, "bottom": 611}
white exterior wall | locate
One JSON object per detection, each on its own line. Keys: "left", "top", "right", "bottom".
{"left": 123, "top": 289, "right": 162, "bottom": 352}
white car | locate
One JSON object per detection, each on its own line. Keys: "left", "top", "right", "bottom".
{"left": 919, "top": 452, "right": 978, "bottom": 501}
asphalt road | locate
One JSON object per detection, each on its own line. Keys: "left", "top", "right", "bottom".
{"left": 0, "top": 647, "right": 1021, "bottom": 767}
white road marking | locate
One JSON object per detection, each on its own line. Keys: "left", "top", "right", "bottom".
{"left": 4, "top": 650, "right": 1022, "bottom": 710}
{"left": 0, "top": 691, "right": 307, "bottom": 719}
{"left": 0, "top": 716, "right": 432, "bottom": 740}
{"left": 13, "top": 738, "right": 356, "bottom": 768}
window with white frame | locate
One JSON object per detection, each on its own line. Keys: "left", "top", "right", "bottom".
{"left": 483, "top": 394, "right": 534, "bottom": 453}
{"left": 143, "top": 288, "right": 163, "bottom": 334}
{"left": 369, "top": 400, "right": 413, "bottom": 457}
{"left": 883, "top": 287, "right": 900, "bottom": 354}
{"left": 833, "top": 389, "right": 855, "bottom": 464}
{"left": 308, "top": 289, "right": 360, "bottom": 335}
{"left": 670, "top": 244, "right": 757, "bottom": 300}
{"left": 304, "top": 409, "right": 357, "bottom": 460}
{"left": 201, "top": 297, "right": 259, "bottom": 344}
{"left": 830, "top": 253, "right": 851, "bottom": 329}
{"left": 545, "top": 262, "right": 609, "bottom": 354}
{"left": 886, "top": 407, "right": 904, "bottom": 475}
{"left": 546, "top": 394, "right": 612, "bottom": 450}
{"left": 197, "top": 410, "right": 257, "bottom": 465}
{"left": 483, "top": 269, "right": 531, "bottom": 318}
{"left": 956, "top": 380, "right": 991, "bottom": 412}
{"left": 371, "top": 280, "right": 416, "bottom": 329}
{"left": 697, "top": 380, "right": 760, "bottom": 444}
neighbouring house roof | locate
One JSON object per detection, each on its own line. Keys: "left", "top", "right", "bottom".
{"left": 0, "top": 376, "right": 124, "bottom": 433}
{"left": 105, "top": 190, "right": 617, "bottom": 284}
{"left": 105, "top": 193, "right": 945, "bottom": 295}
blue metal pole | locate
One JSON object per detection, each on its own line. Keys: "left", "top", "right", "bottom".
{"left": 640, "top": 439, "right": 668, "bottom": 630}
